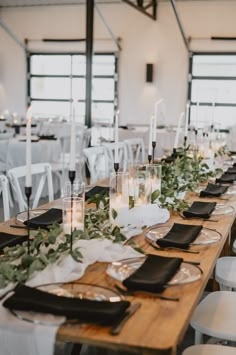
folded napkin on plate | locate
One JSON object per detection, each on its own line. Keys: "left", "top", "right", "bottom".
{"left": 226, "top": 167, "right": 236, "bottom": 174}
{"left": 38, "top": 135, "right": 57, "bottom": 140}
{"left": 183, "top": 201, "right": 216, "bottom": 219}
{"left": 3, "top": 284, "right": 130, "bottom": 325}
{"left": 24, "top": 208, "right": 62, "bottom": 229}
{"left": 216, "top": 173, "right": 236, "bottom": 184}
{"left": 200, "top": 183, "right": 229, "bottom": 197}
{"left": 85, "top": 186, "right": 109, "bottom": 201}
{"left": 123, "top": 254, "right": 183, "bottom": 293}
{"left": 156, "top": 223, "right": 203, "bottom": 249}
{"left": 0, "top": 232, "right": 27, "bottom": 251}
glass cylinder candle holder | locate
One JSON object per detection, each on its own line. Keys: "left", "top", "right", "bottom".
{"left": 63, "top": 196, "right": 84, "bottom": 235}
{"left": 146, "top": 164, "right": 162, "bottom": 203}
{"left": 134, "top": 165, "right": 151, "bottom": 206}
{"left": 109, "top": 172, "right": 129, "bottom": 225}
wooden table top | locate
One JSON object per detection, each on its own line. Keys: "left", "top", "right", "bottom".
{"left": 1, "top": 191, "right": 236, "bottom": 355}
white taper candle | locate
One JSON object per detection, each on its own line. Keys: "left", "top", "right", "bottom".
{"left": 25, "top": 106, "right": 32, "bottom": 187}
{"left": 148, "top": 115, "right": 153, "bottom": 155}
{"left": 185, "top": 102, "right": 190, "bottom": 138}
{"left": 174, "top": 112, "right": 184, "bottom": 149}
{"left": 69, "top": 105, "right": 76, "bottom": 171}
{"left": 114, "top": 110, "right": 119, "bottom": 164}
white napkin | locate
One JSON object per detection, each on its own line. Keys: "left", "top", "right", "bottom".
{"left": 114, "top": 204, "right": 170, "bottom": 228}
{"left": 0, "top": 297, "right": 64, "bottom": 355}
{"left": 0, "top": 239, "right": 142, "bottom": 355}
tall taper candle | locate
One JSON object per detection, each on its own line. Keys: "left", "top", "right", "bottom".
{"left": 185, "top": 102, "right": 190, "bottom": 138}
{"left": 174, "top": 112, "right": 184, "bottom": 149}
{"left": 69, "top": 105, "right": 76, "bottom": 171}
{"left": 25, "top": 106, "right": 32, "bottom": 187}
{"left": 148, "top": 115, "right": 153, "bottom": 156}
{"left": 114, "top": 110, "right": 119, "bottom": 164}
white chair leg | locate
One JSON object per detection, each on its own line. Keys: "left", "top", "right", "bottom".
{"left": 219, "top": 284, "right": 232, "bottom": 291}
{"left": 195, "top": 330, "right": 203, "bottom": 344}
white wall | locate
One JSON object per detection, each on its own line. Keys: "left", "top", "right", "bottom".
{"left": 1, "top": 1, "right": 236, "bottom": 126}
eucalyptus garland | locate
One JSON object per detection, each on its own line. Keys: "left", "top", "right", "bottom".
{"left": 0, "top": 149, "right": 222, "bottom": 289}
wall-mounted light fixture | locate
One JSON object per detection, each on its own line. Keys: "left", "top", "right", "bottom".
{"left": 146, "top": 63, "right": 154, "bottom": 83}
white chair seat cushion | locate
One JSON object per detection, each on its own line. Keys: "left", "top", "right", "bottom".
{"left": 183, "top": 344, "right": 236, "bottom": 355}
{"left": 191, "top": 291, "right": 236, "bottom": 342}
{"left": 215, "top": 257, "right": 236, "bottom": 288}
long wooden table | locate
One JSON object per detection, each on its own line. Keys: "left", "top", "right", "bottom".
{"left": 1, "top": 192, "right": 236, "bottom": 355}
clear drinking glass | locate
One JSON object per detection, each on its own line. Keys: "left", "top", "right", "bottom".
{"left": 64, "top": 180, "right": 85, "bottom": 200}
{"left": 109, "top": 172, "right": 129, "bottom": 225}
{"left": 63, "top": 196, "right": 84, "bottom": 235}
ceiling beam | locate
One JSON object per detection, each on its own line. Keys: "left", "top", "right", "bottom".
{"left": 169, "top": 0, "right": 190, "bottom": 52}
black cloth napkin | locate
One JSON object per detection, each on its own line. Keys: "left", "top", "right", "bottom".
{"left": 123, "top": 254, "right": 183, "bottom": 293}
{"left": 156, "top": 223, "right": 203, "bottom": 249}
{"left": 226, "top": 167, "right": 236, "bottom": 174}
{"left": 24, "top": 208, "right": 62, "bottom": 229}
{"left": 3, "top": 284, "right": 130, "bottom": 325}
{"left": 85, "top": 186, "right": 109, "bottom": 201}
{"left": 183, "top": 201, "right": 216, "bottom": 219}
{"left": 0, "top": 232, "right": 27, "bottom": 251}
{"left": 200, "top": 183, "right": 229, "bottom": 197}
{"left": 38, "top": 135, "right": 57, "bottom": 140}
{"left": 216, "top": 173, "right": 236, "bottom": 184}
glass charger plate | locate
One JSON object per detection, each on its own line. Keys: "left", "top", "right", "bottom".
{"left": 16, "top": 209, "right": 48, "bottom": 223}
{"left": 10, "top": 282, "right": 122, "bottom": 326}
{"left": 106, "top": 257, "right": 202, "bottom": 286}
{"left": 145, "top": 225, "right": 221, "bottom": 245}
{"left": 212, "top": 204, "right": 234, "bottom": 215}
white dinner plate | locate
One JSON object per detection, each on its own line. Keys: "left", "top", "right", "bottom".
{"left": 145, "top": 225, "right": 221, "bottom": 245}
{"left": 106, "top": 257, "right": 202, "bottom": 286}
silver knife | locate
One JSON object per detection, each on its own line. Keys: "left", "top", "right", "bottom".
{"left": 110, "top": 302, "right": 141, "bottom": 336}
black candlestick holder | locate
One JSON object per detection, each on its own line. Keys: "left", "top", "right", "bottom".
{"left": 25, "top": 186, "right": 32, "bottom": 254}
{"left": 68, "top": 170, "right": 76, "bottom": 252}
{"left": 152, "top": 141, "right": 156, "bottom": 164}
{"left": 148, "top": 154, "right": 152, "bottom": 164}
{"left": 183, "top": 136, "right": 187, "bottom": 148}
{"left": 114, "top": 163, "right": 119, "bottom": 192}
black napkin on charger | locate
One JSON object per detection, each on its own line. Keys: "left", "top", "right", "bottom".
{"left": 200, "top": 183, "right": 229, "bottom": 198}
{"left": 0, "top": 232, "right": 28, "bottom": 251}
{"left": 183, "top": 201, "right": 216, "bottom": 219}
{"left": 3, "top": 284, "right": 130, "bottom": 325}
{"left": 226, "top": 167, "right": 236, "bottom": 174}
{"left": 38, "top": 135, "right": 57, "bottom": 140}
{"left": 23, "top": 208, "right": 62, "bottom": 229}
{"left": 216, "top": 173, "right": 236, "bottom": 184}
{"left": 123, "top": 254, "right": 183, "bottom": 293}
{"left": 156, "top": 223, "right": 203, "bottom": 249}
{"left": 85, "top": 186, "right": 109, "bottom": 201}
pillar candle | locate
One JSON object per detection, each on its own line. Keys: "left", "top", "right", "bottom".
{"left": 25, "top": 106, "right": 32, "bottom": 187}
{"left": 114, "top": 110, "right": 119, "bottom": 164}
{"left": 69, "top": 105, "right": 76, "bottom": 171}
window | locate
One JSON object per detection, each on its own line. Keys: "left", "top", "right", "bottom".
{"left": 28, "top": 53, "right": 118, "bottom": 125}
{"left": 189, "top": 53, "right": 236, "bottom": 130}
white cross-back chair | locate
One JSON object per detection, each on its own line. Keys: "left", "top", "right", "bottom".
{"left": 102, "top": 142, "right": 128, "bottom": 173}
{"left": 0, "top": 175, "right": 10, "bottom": 221}
{"left": 183, "top": 344, "right": 236, "bottom": 355}
{"left": 83, "top": 146, "right": 109, "bottom": 184}
{"left": 190, "top": 291, "right": 236, "bottom": 345}
{"left": 124, "top": 138, "right": 145, "bottom": 165}
{"left": 7, "top": 163, "right": 54, "bottom": 212}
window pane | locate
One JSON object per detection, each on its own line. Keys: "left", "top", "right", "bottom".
{"left": 193, "top": 55, "right": 236, "bottom": 77}
{"left": 31, "top": 77, "right": 71, "bottom": 99}
{"left": 191, "top": 79, "right": 236, "bottom": 104}
{"left": 31, "top": 55, "right": 71, "bottom": 75}
{"left": 72, "top": 55, "right": 86, "bottom": 75}
{"left": 72, "top": 78, "right": 86, "bottom": 100}
{"left": 31, "top": 101, "right": 71, "bottom": 117}
{"left": 92, "top": 102, "right": 114, "bottom": 125}
{"left": 93, "top": 78, "right": 114, "bottom": 101}
{"left": 190, "top": 105, "right": 236, "bottom": 129}
{"left": 93, "top": 55, "right": 115, "bottom": 75}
